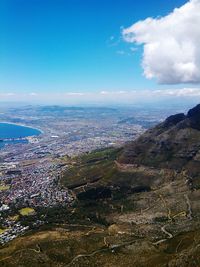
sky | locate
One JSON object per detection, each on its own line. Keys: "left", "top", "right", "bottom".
{"left": 1, "top": 0, "right": 200, "bottom": 105}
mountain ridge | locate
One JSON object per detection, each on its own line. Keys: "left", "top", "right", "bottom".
{"left": 119, "top": 104, "right": 200, "bottom": 190}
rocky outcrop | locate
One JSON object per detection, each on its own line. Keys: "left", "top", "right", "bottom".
{"left": 187, "top": 104, "right": 200, "bottom": 130}
{"left": 119, "top": 104, "right": 200, "bottom": 188}
{"left": 163, "top": 113, "right": 186, "bottom": 128}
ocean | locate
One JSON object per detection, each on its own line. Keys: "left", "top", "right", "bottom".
{"left": 0, "top": 123, "right": 41, "bottom": 149}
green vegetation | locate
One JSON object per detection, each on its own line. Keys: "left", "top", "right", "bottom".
{"left": 1, "top": 144, "right": 200, "bottom": 266}
{"left": 59, "top": 147, "right": 158, "bottom": 228}
{"left": 61, "top": 147, "right": 121, "bottom": 188}
{"left": 0, "top": 184, "right": 10, "bottom": 191}
{"left": 1, "top": 225, "right": 200, "bottom": 267}
{"left": 9, "top": 215, "right": 19, "bottom": 221}
{"left": 19, "top": 208, "right": 35, "bottom": 216}
{"left": 0, "top": 228, "right": 6, "bottom": 234}
{"left": 61, "top": 147, "right": 156, "bottom": 190}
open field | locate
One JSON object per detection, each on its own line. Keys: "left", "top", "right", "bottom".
{"left": 19, "top": 208, "right": 35, "bottom": 216}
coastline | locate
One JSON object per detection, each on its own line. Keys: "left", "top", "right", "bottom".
{"left": 0, "top": 121, "right": 44, "bottom": 135}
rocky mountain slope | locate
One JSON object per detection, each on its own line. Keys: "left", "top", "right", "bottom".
{"left": 119, "top": 104, "right": 200, "bottom": 189}
{"left": 1, "top": 105, "right": 200, "bottom": 267}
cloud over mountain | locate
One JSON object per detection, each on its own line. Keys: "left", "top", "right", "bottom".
{"left": 123, "top": 0, "right": 200, "bottom": 84}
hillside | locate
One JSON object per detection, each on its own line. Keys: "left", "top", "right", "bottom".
{"left": 119, "top": 104, "right": 200, "bottom": 189}
{"left": 1, "top": 105, "right": 200, "bottom": 266}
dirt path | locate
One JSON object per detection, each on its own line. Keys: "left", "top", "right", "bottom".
{"left": 153, "top": 224, "right": 173, "bottom": 245}
{"left": 65, "top": 239, "right": 137, "bottom": 266}
{"left": 184, "top": 194, "right": 192, "bottom": 220}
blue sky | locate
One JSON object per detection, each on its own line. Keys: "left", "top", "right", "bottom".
{"left": 1, "top": 0, "right": 200, "bottom": 104}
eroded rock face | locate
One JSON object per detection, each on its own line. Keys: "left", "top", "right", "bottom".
{"left": 119, "top": 104, "right": 200, "bottom": 188}
{"left": 187, "top": 104, "right": 200, "bottom": 130}
{"left": 163, "top": 113, "right": 186, "bottom": 128}
{"left": 187, "top": 104, "right": 200, "bottom": 118}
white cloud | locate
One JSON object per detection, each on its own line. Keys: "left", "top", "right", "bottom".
{"left": 100, "top": 90, "right": 127, "bottom": 95}
{"left": 153, "top": 88, "right": 200, "bottom": 97}
{"left": 123, "top": 0, "right": 200, "bottom": 84}
{"left": 29, "top": 92, "right": 37, "bottom": 96}
{"left": 5, "top": 93, "right": 15, "bottom": 96}
{"left": 100, "top": 91, "right": 109, "bottom": 95}
{"left": 118, "top": 90, "right": 127, "bottom": 94}
{"left": 0, "top": 92, "right": 15, "bottom": 97}
{"left": 0, "top": 89, "right": 200, "bottom": 104}
{"left": 65, "top": 92, "right": 85, "bottom": 96}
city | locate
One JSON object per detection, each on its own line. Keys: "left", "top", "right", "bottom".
{"left": 0, "top": 104, "right": 165, "bottom": 244}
